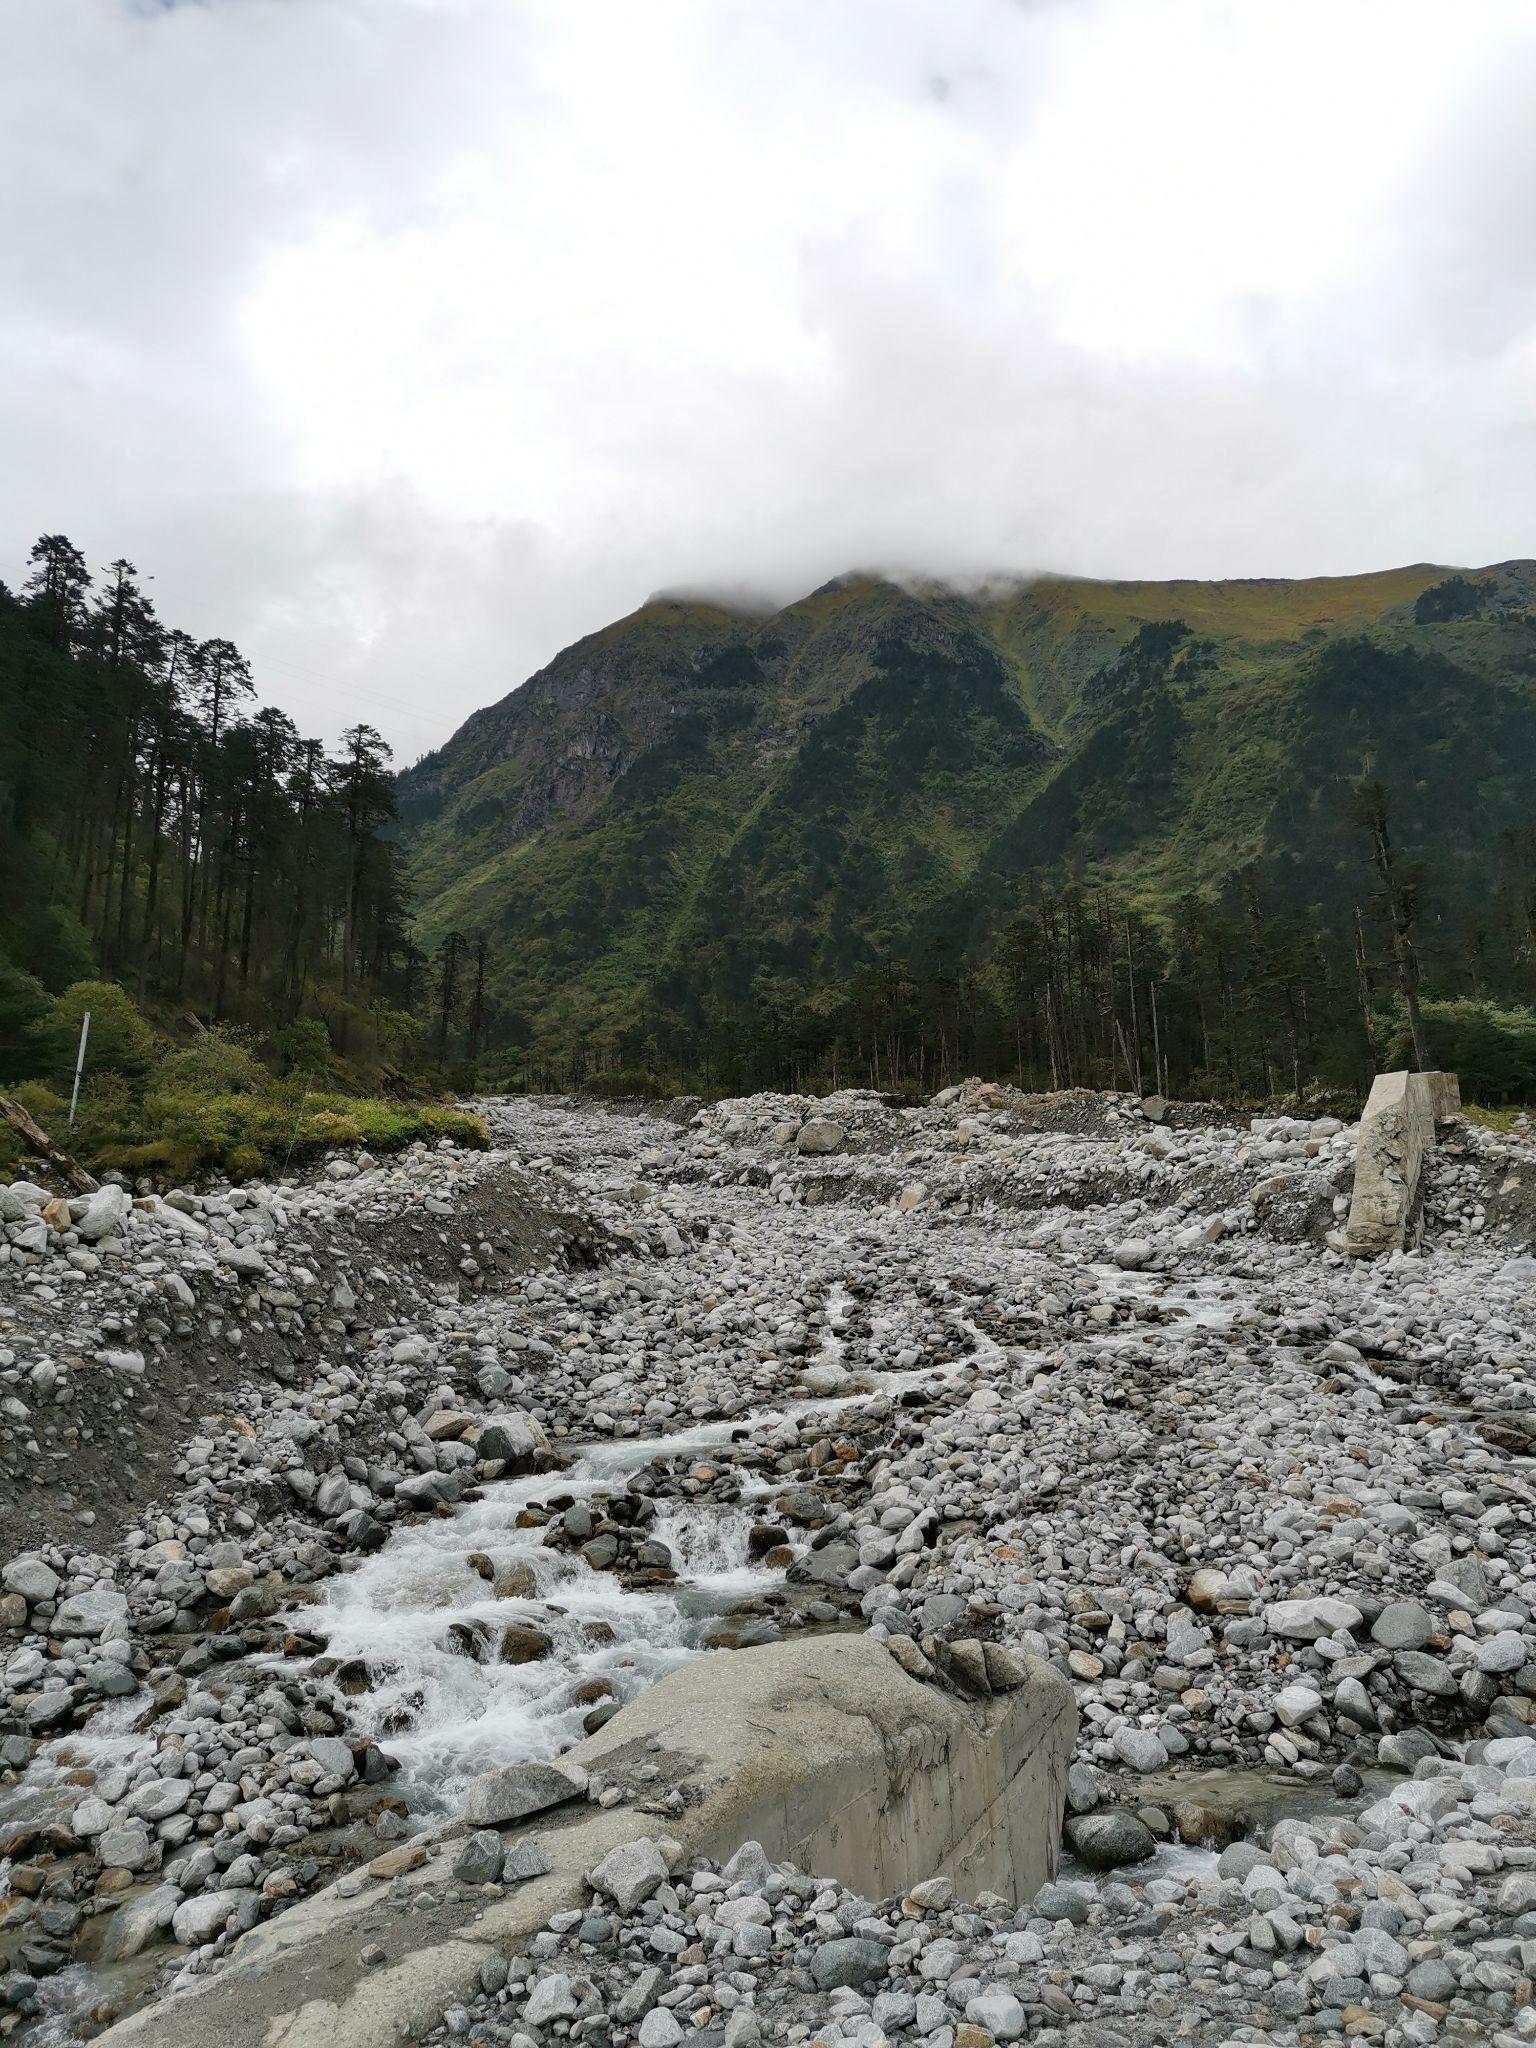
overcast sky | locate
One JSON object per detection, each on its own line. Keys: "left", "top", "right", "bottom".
{"left": 4, "top": 1, "right": 1535, "bottom": 763}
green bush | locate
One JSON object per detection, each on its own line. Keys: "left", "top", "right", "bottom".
{"left": 271, "top": 1018, "right": 335, "bottom": 1083}
{"left": 71, "top": 1068, "right": 147, "bottom": 1154}
{"left": 154, "top": 1028, "right": 262, "bottom": 1096}
{"left": 90, "top": 1086, "right": 486, "bottom": 1180}
{"left": 1413, "top": 575, "right": 1488, "bottom": 625}
{"left": 1381, "top": 998, "right": 1536, "bottom": 1106}
{"left": 30, "top": 980, "right": 158, "bottom": 1089}
{"left": 0, "top": 1080, "right": 67, "bottom": 1178}
{"left": 10, "top": 1080, "right": 66, "bottom": 1124}
{"left": 368, "top": 1000, "right": 429, "bottom": 1073}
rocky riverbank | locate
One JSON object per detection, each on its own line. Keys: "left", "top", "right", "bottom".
{"left": 2, "top": 1085, "right": 1534, "bottom": 2046}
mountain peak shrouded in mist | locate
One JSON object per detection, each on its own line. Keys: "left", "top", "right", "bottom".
{"left": 8, "top": 4, "right": 1536, "bottom": 757}
{"left": 398, "top": 557, "right": 1536, "bottom": 1084}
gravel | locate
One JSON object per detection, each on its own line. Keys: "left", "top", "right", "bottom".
{"left": 3, "top": 1081, "right": 1535, "bottom": 2047}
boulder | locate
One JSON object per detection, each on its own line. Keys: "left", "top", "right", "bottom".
{"left": 1064, "top": 1809, "right": 1156, "bottom": 1869}
{"left": 460, "top": 1761, "right": 588, "bottom": 1827}
{"left": 452, "top": 1830, "right": 505, "bottom": 1885}
{"left": 796, "top": 1119, "right": 846, "bottom": 1156}
{"left": 1370, "top": 1600, "right": 1432, "bottom": 1651}
{"left": 77, "top": 1184, "right": 131, "bottom": 1243}
{"left": 51, "top": 1585, "right": 128, "bottom": 1638}
{"left": 1342, "top": 1070, "right": 1459, "bottom": 1256}
{"left": 1264, "top": 1596, "right": 1362, "bottom": 1642}
{"left": 811, "top": 1937, "right": 889, "bottom": 1988}
{"left": 474, "top": 1411, "right": 549, "bottom": 1470}
{"left": 1394, "top": 1651, "right": 1458, "bottom": 1697}
{"left": 2, "top": 1558, "right": 60, "bottom": 1605}
{"left": 104, "top": 1884, "right": 180, "bottom": 1962}
{"left": 1111, "top": 1726, "right": 1168, "bottom": 1772}
{"left": 171, "top": 1890, "right": 250, "bottom": 1946}
{"left": 502, "top": 1837, "right": 554, "bottom": 1883}
{"left": 588, "top": 1836, "right": 668, "bottom": 1913}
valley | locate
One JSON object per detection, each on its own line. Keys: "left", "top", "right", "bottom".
{"left": 0, "top": 1086, "right": 1533, "bottom": 2046}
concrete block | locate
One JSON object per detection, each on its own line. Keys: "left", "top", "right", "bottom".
{"left": 1347, "top": 1067, "right": 1432, "bottom": 1254}
{"left": 1343, "top": 1069, "right": 1442, "bottom": 1257}
{"left": 94, "top": 1637, "right": 1074, "bottom": 2048}
{"left": 1422, "top": 1070, "right": 1461, "bottom": 1123}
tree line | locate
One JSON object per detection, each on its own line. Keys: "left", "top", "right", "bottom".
{"left": 496, "top": 776, "right": 1536, "bottom": 1109}
{"left": 0, "top": 534, "right": 417, "bottom": 1062}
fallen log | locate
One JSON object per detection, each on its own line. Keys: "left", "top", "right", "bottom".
{"left": 0, "top": 1095, "right": 100, "bottom": 1193}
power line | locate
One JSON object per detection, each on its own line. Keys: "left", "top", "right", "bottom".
{"left": 253, "top": 649, "right": 453, "bottom": 720}
{"left": 248, "top": 653, "right": 463, "bottom": 756}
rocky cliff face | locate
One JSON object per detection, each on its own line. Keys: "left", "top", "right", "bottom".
{"left": 397, "top": 561, "right": 1536, "bottom": 1062}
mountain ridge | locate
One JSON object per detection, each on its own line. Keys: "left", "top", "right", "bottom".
{"left": 398, "top": 558, "right": 1536, "bottom": 1084}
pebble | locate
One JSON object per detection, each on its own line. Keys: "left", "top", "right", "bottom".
{"left": 3, "top": 1082, "right": 1535, "bottom": 2048}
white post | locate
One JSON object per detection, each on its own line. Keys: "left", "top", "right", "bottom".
{"left": 67, "top": 1010, "right": 91, "bottom": 1131}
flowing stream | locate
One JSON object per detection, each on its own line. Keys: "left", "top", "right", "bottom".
{"left": 294, "top": 1338, "right": 928, "bottom": 1811}
{"left": 304, "top": 1439, "right": 785, "bottom": 1810}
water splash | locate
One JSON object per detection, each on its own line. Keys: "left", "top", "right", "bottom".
{"left": 300, "top": 1438, "right": 789, "bottom": 1811}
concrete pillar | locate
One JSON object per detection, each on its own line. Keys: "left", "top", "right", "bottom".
{"left": 1342, "top": 1069, "right": 1459, "bottom": 1257}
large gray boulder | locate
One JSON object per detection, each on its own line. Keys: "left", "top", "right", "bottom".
{"left": 51, "top": 1585, "right": 128, "bottom": 1638}
{"left": 2, "top": 1557, "right": 59, "bottom": 1605}
{"left": 473, "top": 1411, "right": 549, "bottom": 1470}
{"left": 588, "top": 1836, "right": 668, "bottom": 1913}
{"left": 77, "top": 1183, "right": 131, "bottom": 1242}
{"left": 1065, "top": 1809, "right": 1157, "bottom": 1869}
{"left": 796, "top": 1119, "right": 846, "bottom": 1156}
{"left": 1264, "top": 1596, "right": 1362, "bottom": 1642}
{"left": 460, "top": 1760, "right": 587, "bottom": 1827}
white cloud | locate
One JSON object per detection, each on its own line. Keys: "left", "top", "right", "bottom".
{"left": 3, "top": 0, "right": 1535, "bottom": 761}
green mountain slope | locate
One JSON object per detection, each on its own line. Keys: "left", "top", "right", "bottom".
{"left": 398, "top": 560, "right": 1536, "bottom": 1080}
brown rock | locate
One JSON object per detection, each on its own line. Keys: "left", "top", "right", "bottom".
{"left": 500, "top": 1623, "right": 553, "bottom": 1664}
{"left": 423, "top": 1412, "right": 474, "bottom": 1442}
{"left": 1186, "top": 1568, "right": 1228, "bottom": 1612}
{"left": 205, "top": 1567, "right": 254, "bottom": 1601}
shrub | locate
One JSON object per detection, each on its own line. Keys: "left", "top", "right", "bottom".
{"left": 302, "top": 1109, "right": 364, "bottom": 1146}
{"left": 30, "top": 980, "right": 157, "bottom": 1089}
{"left": 0, "top": 1080, "right": 67, "bottom": 1178}
{"left": 140, "top": 1085, "right": 238, "bottom": 1156}
{"left": 368, "top": 1000, "right": 430, "bottom": 1072}
{"left": 1381, "top": 998, "right": 1536, "bottom": 1106}
{"left": 88, "top": 1086, "right": 485, "bottom": 1180}
{"left": 154, "top": 1029, "right": 263, "bottom": 1096}
{"left": 10, "top": 1080, "right": 66, "bottom": 1124}
{"left": 1413, "top": 575, "right": 1488, "bottom": 625}
{"left": 271, "top": 1018, "right": 335, "bottom": 1083}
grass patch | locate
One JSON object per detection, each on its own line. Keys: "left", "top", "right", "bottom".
{"left": 0, "top": 1078, "right": 485, "bottom": 1185}
{"left": 1462, "top": 1103, "right": 1528, "bottom": 1134}
{"left": 87, "top": 1088, "right": 487, "bottom": 1182}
